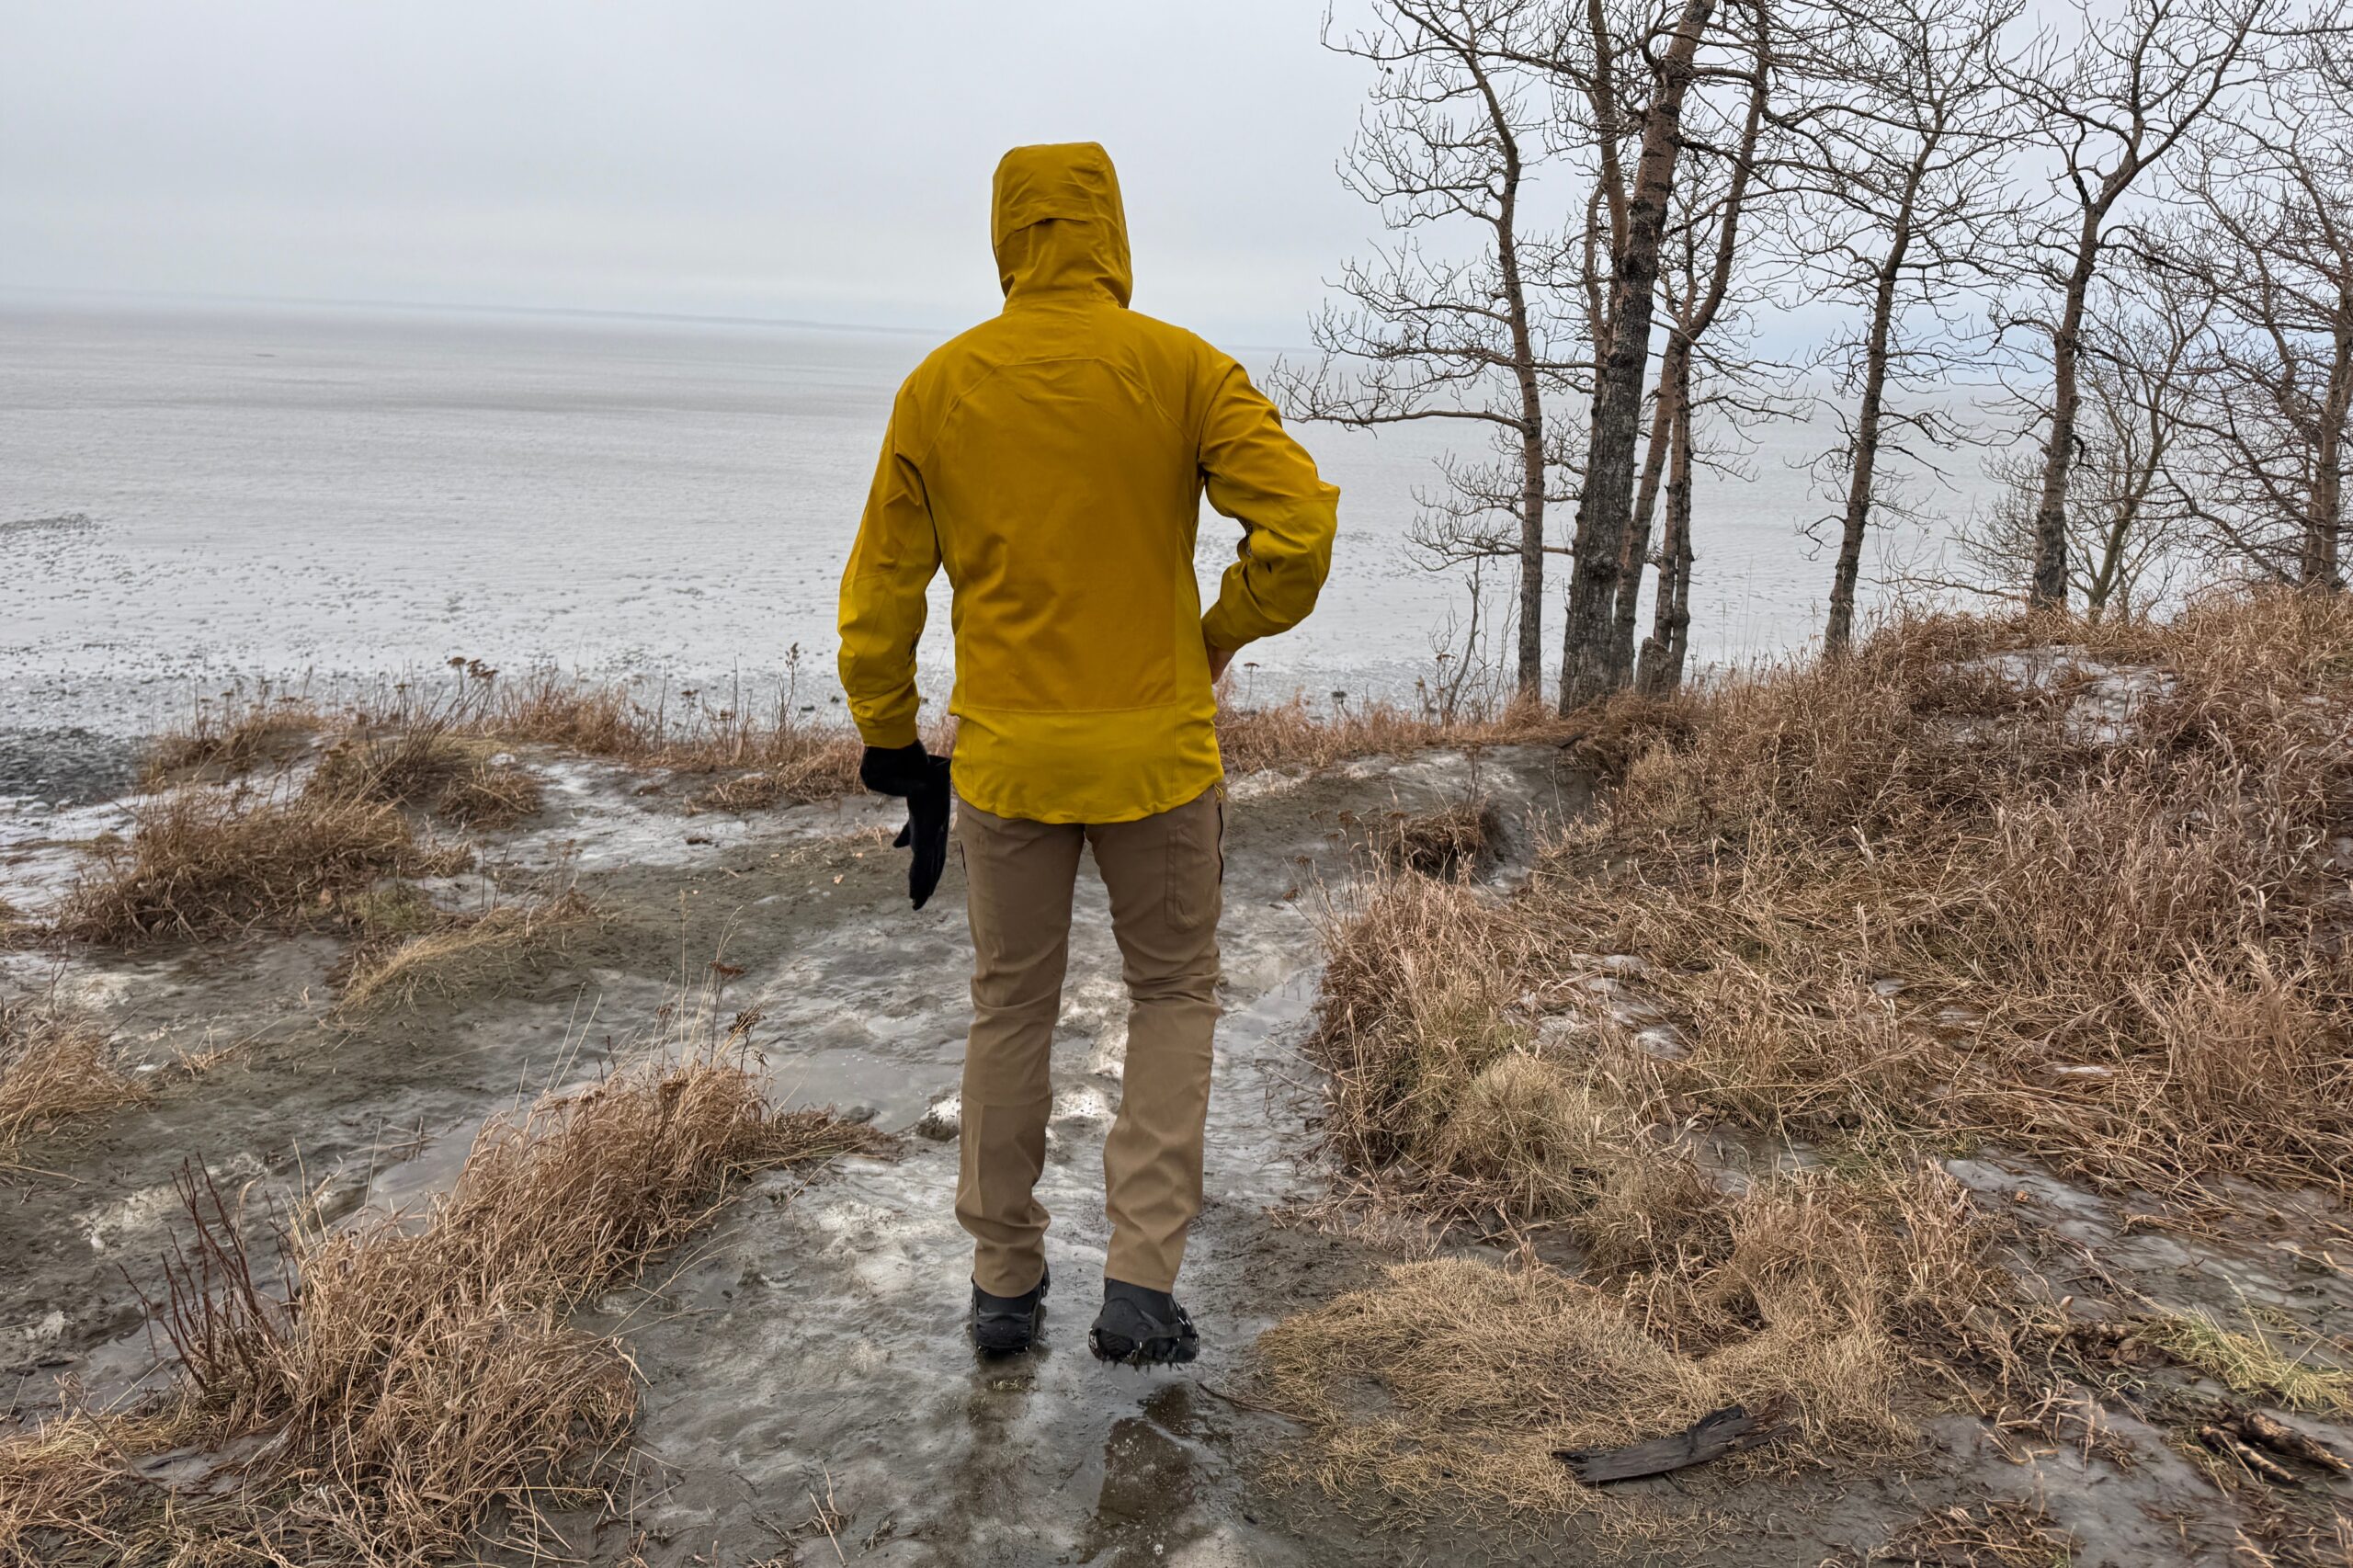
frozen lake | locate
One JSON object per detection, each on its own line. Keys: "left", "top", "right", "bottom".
{"left": 2, "top": 295, "right": 1992, "bottom": 736}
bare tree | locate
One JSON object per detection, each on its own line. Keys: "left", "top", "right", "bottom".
{"left": 1783, "top": 0, "right": 2021, "bottom": 655}
{"left": 2160, "top": 23, "right": 2352, "bottom": 588}
{"left": 1270, "top": 0, "right": 1578, "bottom": 697}
{"left": 1960, "top": 265, "right": 2210, "bottom": 619}
{"left": 1552, "top": 0, "right": 1725, "bottom": 711}
{"left": 1609, "top": 0, "right": 1774, "bottom": 687}
{"left": 2001, "top": 0, "right": 2278, "bottom": 610}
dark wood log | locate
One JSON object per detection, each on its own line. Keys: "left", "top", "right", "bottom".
{"left": 1554, "top": 1402, "right": 1781, "bottom": 1484}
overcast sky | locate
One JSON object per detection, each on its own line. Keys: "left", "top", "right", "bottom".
{"left": 0, "top": 1, "right": 1398, "bottom": 346}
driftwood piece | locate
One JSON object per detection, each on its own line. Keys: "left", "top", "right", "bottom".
{"left": 2199, "top": 1424, "right": 2301, "bottom": 1486}
{"left": 2227, "top": 1409, "right": 2352, "bottom": 1477}
{"left": 1555, "top": 1403, "right": 1781, "bottom": 1484}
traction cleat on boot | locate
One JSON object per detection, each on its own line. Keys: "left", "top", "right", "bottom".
{"left": 970, "top": 1263, "right": 1050, "bottom": 1356}
{"left": 1088, "top": 1279, "right": 1199, "bottom": 1367}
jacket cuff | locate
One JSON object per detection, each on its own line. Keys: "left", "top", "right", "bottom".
{"left": 854, "top": 713, "right": 921, "bottom": 749}
{"left": 1200, "top": 613, "right": 1253, "bottom": 654}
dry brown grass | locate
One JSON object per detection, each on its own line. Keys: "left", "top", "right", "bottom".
{"left": 1870, "top": 1497, "right": 2079, "bottom": 1565}
{"left": 1259, "top": 1161, "right": 2016, "bottom": 1521}
{"left": 141, "top": 695, "right": 330, "bottom": 788}
{"left": 1271, "top": 590, "right": 2352, "bottom": 1521}
{"left": 2140, "top": 1310, "right": 2353, "bottom": 1415}
{"left": 131, "top": 660, "right": 1576, "bottom": 832}
{"left": 1216, "top": 689, "right": 1561, "bottom": 776}
{"left": 0, "top": 992, "right": 144, "bottom": 1168}
{"left": 402, "top": 665, "right": 886, "bottom": 791}
{"left": 50, "top": 782, "right": 466, "bottom": 947}
{"left": 137, "top": 668, "right": 873, "bottom": 808}
{"left": 307, "top": 723, "right": 543, "bottom": 827}
{"left": 685, "top": 740, "right": 867, "bottom": 813}
{"left": 0, "top": 1028, "right": 892, "bottom": 1565}
{"left": 1315, "top": 591, "right": 2353, "bottom": 1205}
{"left": 335, "top": 888, "right": 597, "bottom": 1014}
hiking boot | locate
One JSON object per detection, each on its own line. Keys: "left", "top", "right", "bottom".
{"left": 969, "top": 1264, "right": 1049, "bottom": 1355}
{"left": 1088, "top": 1279, "right": 1199, "bottom": 1367}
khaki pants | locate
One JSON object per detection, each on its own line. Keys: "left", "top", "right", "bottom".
{"left": 955, "top": 788, "right": 1222, "bottom": 1296}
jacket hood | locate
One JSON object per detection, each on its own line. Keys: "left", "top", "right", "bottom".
{"left": 991, "top": 142, "right": 1131, "bottom": 308}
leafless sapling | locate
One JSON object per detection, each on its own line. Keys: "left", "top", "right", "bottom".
{"left": 2000, "top": 0, "right": 2279, "bottom": 609}
{"left": 1269, "top": 0, "right": 1581, "bottom": 697}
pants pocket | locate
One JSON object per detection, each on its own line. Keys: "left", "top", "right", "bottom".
{"left": 1166, "top": 790, "right": 1223, "bottom": 934}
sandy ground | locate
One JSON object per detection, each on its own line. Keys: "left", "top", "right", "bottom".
{"left": 5, "top": 741, "right": 2350, "bottom": 1565}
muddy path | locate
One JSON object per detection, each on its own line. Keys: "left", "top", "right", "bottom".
{"left": 3, "top": 745, "right": 1593, "bottom": 1563}
{"left": 6, "top": 742, "right": 2350, "bottom": 1566}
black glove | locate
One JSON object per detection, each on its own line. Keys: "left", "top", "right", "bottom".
{"left": 859, "top": 743, "right": 952, "bottom": 910}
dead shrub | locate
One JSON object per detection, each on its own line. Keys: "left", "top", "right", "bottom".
{"left": 1382, "top": 797, "right": 1500, "bottom": 877}
{"left": 0, "top": 993, "right": 143, "bottom": 1165}
{"left": 0, "top": 1029, "right": 892, "bottom": 1564}
{"left": 51, "top": 784, "right": 465, "bottom": 947}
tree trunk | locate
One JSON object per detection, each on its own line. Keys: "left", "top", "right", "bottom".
{"left": 2304, "top": 319, "right": 2350, "bottom": 590}
{"left": 1823, "top": 171, "right": 1920, "bottom": 658}
{"left": 2029, "top": 213, "right": 2103, "bottom": 610}
{"left": 1488, "top": 93, "right": 1549, "bottom": 695}
{"left": 1557, "top": 0, "right": 1718, "bottom": 713}
{"left": 1636, "top": 360, "right": 1695, "bottom": 694}
{"left": 1513, "top": 375, "right": 1546, "bottom": 693}
{"left": 1610, "top": 353, "right": 1680, "bottom": 675}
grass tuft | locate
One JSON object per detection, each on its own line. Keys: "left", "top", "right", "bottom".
{"left": 336, "top": 888, "right": 597, "bottom": 1013}
{"left": 50, "top": 783, "right": 465, "bottom": 947}
{"left": 1260, "top": 1162, "right": 2012, "bottom": 1521}
{"left": 141, "top": 695, "right": 328, "bottom": 788}
{"left": 0, "top": 1024, "right": 892, "bottom": 1563}
{"left": 0, "top": 993, "right": 144, "bottom": 1167}
{"left": 2141, "top": 1309, "right": 2353, "bottom": 1415}
{"left": 307, "top": 723, "right": 543, "bottom": 827}
{"left": 1382, "top": 797, "right": 1501, "bottom": 878}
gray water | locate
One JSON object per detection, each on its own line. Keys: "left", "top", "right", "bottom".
{"left": 1, "top": 294, "right": 1990, "bottom": 734}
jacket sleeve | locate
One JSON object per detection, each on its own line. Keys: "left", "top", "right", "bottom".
{"left": 1198, "top": 361, "right": 1340, "bottom": 653}
{"left": 836, "top": 392, "right": 939, "bottom": 748}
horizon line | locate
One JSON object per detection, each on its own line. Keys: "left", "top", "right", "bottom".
{"left": 0, "top": 281, "right": 1313, "bottom": 355}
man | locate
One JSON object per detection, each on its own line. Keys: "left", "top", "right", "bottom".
{"left": 836, "top": 142, "right": 1338, "bottom": 1365}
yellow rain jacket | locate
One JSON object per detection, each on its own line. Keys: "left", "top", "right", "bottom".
{"left": 836, "top": 142, "right": 1339, "bottom": 824}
